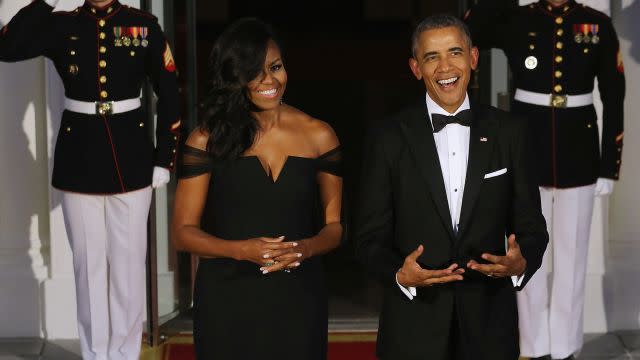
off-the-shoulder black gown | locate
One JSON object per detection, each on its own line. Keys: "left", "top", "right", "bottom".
{"left": 179, "top": 145, "right": 342, "bottom": 360}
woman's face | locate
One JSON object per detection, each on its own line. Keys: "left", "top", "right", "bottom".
{"left": 247, "top": 40, "right": 287, "bottom": 111}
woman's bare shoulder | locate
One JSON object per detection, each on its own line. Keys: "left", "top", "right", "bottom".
{"left": 185, "top": 127, "right": 210, "bottom": 151}
{"left": 282, "top": 105, "right": 339, "bottom": 154}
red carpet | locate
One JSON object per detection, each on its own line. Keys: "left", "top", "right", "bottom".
{"left": 161, "top": 332, "right": 377, "bottom": 360}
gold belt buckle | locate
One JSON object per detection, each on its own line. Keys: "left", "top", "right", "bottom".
{"left": 95, "top": 101, "right": 114, "bottom": 115}
{"left": 550, "top": 94, "right": 567, "bottom": 108}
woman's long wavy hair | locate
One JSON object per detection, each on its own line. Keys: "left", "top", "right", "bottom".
{"left": 199, "top": 18, "right": 281, "bottom": 160}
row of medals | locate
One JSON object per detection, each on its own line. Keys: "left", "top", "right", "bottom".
{"left": 574, "top": 32, "right": 599, "bottom": 44}
{"left": 525, "top": 33, "right": 599, "bottom": 70}
{"left": 115, "top": 36, "right": 148, "bottom": 47}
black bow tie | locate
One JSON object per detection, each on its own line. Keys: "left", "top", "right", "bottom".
{"left": 431, "top": 110, "right": 472, "bottom": 133}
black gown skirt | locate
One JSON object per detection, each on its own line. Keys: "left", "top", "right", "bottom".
{"left": 179, "top": 145, "right": 342, "bottom": 360}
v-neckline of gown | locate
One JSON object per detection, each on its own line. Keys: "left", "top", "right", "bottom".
{"left": 240, "top": 155, "right": 314, "bottom": 184}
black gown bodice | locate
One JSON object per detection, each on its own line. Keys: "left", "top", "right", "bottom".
{"left": 179, "top": 144, "right": 342, "bottom": 360}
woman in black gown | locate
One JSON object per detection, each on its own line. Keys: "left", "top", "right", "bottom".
{"left": 171, "top": 18, "right": 343, "bottom": 360}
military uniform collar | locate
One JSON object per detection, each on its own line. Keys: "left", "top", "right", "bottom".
{"left": 83, "top": 0, "right": 121, "bottom": 18}
{"left": 539, "top": 0, "right": 577, "bottom": 15}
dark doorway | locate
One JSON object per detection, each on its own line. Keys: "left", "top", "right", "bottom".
{"left": 165, "top": 0, "right": 468, "bottom": 333}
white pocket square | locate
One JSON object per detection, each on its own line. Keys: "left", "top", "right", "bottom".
{"left": 484, "top": 168, "right": 507, "bottom": 179}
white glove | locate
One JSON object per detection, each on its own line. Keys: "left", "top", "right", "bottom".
{"left": 44, "top": 0, "right": 61, "bottom": 7}
{"left": 152, "top": 166, "right": 170, "bottom": 189}
{"left": 594, "top": 178, "right": 614, "bottom": 196}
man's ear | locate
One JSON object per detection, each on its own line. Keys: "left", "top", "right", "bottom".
{"left": 408, "top": 58, "right": 422, "bottom": 80}
{"left": 470, "top": 46, "right": 479, "bottom": 71}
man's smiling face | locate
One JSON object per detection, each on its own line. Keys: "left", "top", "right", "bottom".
{"left": 409, "top": 26, "right": 478, "bottom": 113}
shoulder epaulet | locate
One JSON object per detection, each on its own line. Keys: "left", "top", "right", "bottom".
{"left": 582, "top": 5, "right": 611, "bottom": 20}
{"left": 53, "top": 7, "right": 80, "bottom": 16}
{"left": 123, "top": 5, "right": 158, "bottom": 21}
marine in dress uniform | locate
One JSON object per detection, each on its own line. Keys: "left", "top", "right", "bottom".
{"left": 465, "top": 1, "right": 625, "bottom": 359}
{"left": 0, "top": 0, "right": 181, "bottom": 359}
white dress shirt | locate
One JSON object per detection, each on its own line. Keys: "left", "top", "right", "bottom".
{"left": 396, "top": 92, "right": 523, "bottom": 300}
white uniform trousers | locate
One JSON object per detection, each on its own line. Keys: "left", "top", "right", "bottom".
{"left": 517, "top": 184, "right": 596, "bottom": 359}
{"left": 61, "top": 187, "right": 152, "bottom": 360}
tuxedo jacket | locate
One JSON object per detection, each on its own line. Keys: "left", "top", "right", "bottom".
{"left": 354, "top": 101, "right": 548, "bottom": 360}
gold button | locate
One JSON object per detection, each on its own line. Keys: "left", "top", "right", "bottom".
{"left": 555, "top": 17, "right": 563, "bottom": 24}
{"left": 66, "top": 127, "right": 71, "bottom": 132}
{"left": 529, "top": 44, "right": 535, "bottom": 50}
{"left": 554, "top": 84, "right": 563, "bottom": 93}
{"left": 173, "top": 136, "right": 177, "bottom": 140}
{"left": 555, "top": 55, "right": 563, "bottom": 63}
{"left": 139, "top": 122, "right": 144, "bottom": 127}
{"left": 99, "top": 19, "right": 106, "bottom": 27}
{"left": 557, "top": 29, "right": 564, "bottom": 36}
{"left": 547, "top": 5, "right": 552, "bottom": 11}
{"left": 556, "top": 42, "right": 563, "bottom": 49}
{"left": 617, "top": 160, "right": 621, "bottom": 164}
{"left": 584, "top": 48, "right": 589, "bottom": 54}
{"left": 107, "top": 7, "right": 113, "bottom": 13}
{"left": 555, "top": 70, "right": 562, "bottom": 78}
{"left": 70, "top": 50, "right": 76, "bottom": 55}
{"left": 130, "top": 51, "right": 135, "bottom": 56}
{"left": 618, "top": 148, "right": 622, "bottom": 152}
{"left": 99, "top": 60, "right": 106, "bottom": 68}
{"left": 99, "top": 46, "right": 106, "bottom": 54}
{"left": 615, "top": 173, "right": 619, "bottom": 177}
{"left": 91, "top": 8, "right": 96, "bottom": 13}
{"left": 99, "top": 32, "right": 106, "bottom": 40}
{"left": 587, "top": 124, "right": 592, "bottom": 128}
{"left": 170, "top": 162, "right": 174, "bottom": 167}
{"left": 99, "top": 75, "right": 107, "bottom": 84}
{"left": 100, "top": 90, "right": 108, "bottom": 98}
{"left": 172, "top": 149, "right": 176, "bottom": 153}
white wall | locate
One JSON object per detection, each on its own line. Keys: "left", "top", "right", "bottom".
{"left": 607, "top": 0, "right": 640, "bottom": 330}
{"left": 0, "top": 0, "right": 50, "bottom": 338}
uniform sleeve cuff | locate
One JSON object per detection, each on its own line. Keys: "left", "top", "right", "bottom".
{"left": 396, "top": 271, "right": 417, "bottom": 300}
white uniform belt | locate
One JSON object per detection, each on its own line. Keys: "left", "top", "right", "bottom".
{"left": 514, "top": 89, "right": 593, "bottom": 108}
{"left": 64, "top": 97, "right": 141, "bottom": 115}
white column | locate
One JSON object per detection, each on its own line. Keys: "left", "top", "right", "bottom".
{"left": 0, "top": 0, "right": 51, "bottom": 338}
{"left": 579, "top": 0, "right": 611, "bottom": 334}
{"left": 609, "top": 0, "right": 640, "bottom": 331}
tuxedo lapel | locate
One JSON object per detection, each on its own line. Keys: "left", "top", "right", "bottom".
{"left": 458, "top": 108, "right": 497, "bottom": 238}
{"left": 399, "top": 105, "right": 456, "bottom": 241}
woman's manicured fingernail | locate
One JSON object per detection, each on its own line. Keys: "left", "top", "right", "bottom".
{"left": 262, "top": 270, "right": 269, "bottom": 274}
{"left": 292, "top": 242, "right": 298, "bottom": 246}
{"left": 294, "top": 262, "right": 300, "bottom": 267}
{"left": 262, "top": 254, "right": 270, "bottom": 259}
{"left": 297, "top": 253, "right": 302, "bottom": 258}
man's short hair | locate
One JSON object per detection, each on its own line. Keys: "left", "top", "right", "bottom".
{"left": 411, "top": 14, "right": 473, "bottom": 58}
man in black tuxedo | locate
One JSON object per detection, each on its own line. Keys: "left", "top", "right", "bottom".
{"left": 354, "top": 14, "right": 549, "bottom": 360}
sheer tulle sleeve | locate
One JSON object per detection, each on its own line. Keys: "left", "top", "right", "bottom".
{"left": 178, "top": 145, "right": 213, "bottom": 179}
{"left": 316, "top": 146, "right": 342, "bottom": 177}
